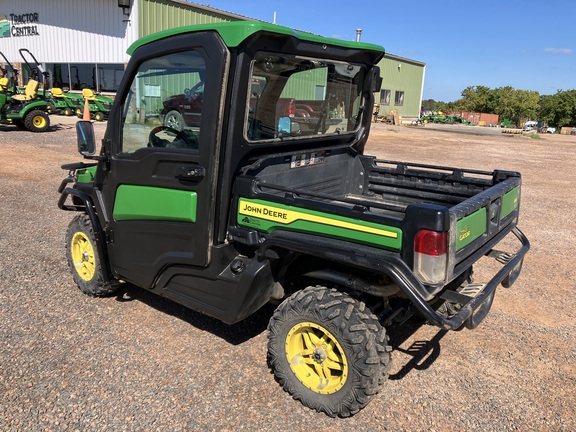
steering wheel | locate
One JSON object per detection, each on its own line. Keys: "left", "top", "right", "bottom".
{"left": 148, "top": 126, "right": 195, "bottom": 149}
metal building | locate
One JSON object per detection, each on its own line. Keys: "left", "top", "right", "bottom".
{"left": 376, "top": 54, "right": 426, "bottom": 121}
{"left": 1, "top": 0, "right": 425, "bottom": 117}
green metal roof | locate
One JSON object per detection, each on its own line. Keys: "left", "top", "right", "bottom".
{"left": 127, "top": 21, "right": 385, "bottom": 55}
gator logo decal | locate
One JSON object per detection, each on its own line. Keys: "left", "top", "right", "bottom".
{"left": 459, "top": 225, "right": 471, "bottom": 242}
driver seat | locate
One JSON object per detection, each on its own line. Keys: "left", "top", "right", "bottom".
{"left": 51, "top": 87, "right": 66, "bottom": 98}
{"left": 12, "top": 79, "right": 39, "bottom": 101}
{"left": 82, "top": 88, "right": 96, "bottom": 101}
{"left": 0, "top": 77, "right": 9, "bottom": 92}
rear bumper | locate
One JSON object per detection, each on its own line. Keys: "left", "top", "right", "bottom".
{"left": 404, "top": 227, "right": 530, "bottom": 330}
{"left": 261, "top": 226, "right": 529, "bottom": 331}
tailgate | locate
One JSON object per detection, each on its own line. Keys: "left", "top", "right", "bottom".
{"left": 447, "top": 175, "right": 522, "bottom": 280}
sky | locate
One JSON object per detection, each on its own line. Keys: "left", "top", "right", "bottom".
{"left": 202, "top": 0, "right": 575, "bottom": 102}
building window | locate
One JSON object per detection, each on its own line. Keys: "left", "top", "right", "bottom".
{"left": 45, "top": 63, "right": 125, "bottom": 92}
{"left": 380, "top": 89, "right": 390, "bottom": 105}
{"left": 394, "top": 90, "right": 404, "bottom": 106}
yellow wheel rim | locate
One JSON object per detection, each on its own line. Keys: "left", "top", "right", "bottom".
{"left": 33, "top": 115, "right": 47, "bottom": 128}
{"left": 70, "top": 231, "right": 96, "bottom": 281}
{"left": 285, "top": 321, "right": 348, "bottom": 394}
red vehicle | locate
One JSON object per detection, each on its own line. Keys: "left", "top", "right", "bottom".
{"left": 160, "top": 80, "right": 204, "bottom": 130}
{"left": 161, "top": 78, "right": 340, "bottom": 134}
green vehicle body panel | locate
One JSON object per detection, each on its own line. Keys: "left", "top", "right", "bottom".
{"left": 113, "top": 185, "right": 197, "bottom": 222}
{"left": 128, "top": 21, "right": 385, "bottom": 55}
{"left": 501, "top": 187, "right": 520, "bottom": 220}
{"left": 455, "top": 208, "right": 487, "bottom": 251}
{"left": 5, "top": 100, "right": 49, "bottom": 118}
{"left": 237, "top": 198, "right": 402, "bottom": 250}
{"left": 76, "top": 166, "right": 97, "bottom": 183}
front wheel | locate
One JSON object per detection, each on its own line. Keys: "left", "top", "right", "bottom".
{"left": 65, "top": 214, "right": 118, "bottom": 296}
{"left": 267, "top": 286, "right": 391, "bottom": 417}
{"left": 163, "top": 110, "right": 185, "bottom": 131}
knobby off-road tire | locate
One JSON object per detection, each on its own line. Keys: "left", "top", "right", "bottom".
{"left": 24, "top": 110, "right": 50, "bottom": 132}
{"left": 65, "top": 214, "right": 118, "bottom": 296}
{"left": 267, "top": 286, "right": 392, "bottom": 417}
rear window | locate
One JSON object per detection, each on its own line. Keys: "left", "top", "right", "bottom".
{"left": 245, "top": 52, "right": 367, "bottom": 142}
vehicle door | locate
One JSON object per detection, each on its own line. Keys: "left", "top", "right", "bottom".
{"left": 99, "top": 33, "right": 228, "bottom": 289}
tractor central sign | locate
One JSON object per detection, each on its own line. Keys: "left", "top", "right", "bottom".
{"left": 0, "top": 12, "right": 40, "bottom": 38}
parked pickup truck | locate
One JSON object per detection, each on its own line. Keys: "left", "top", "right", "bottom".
{"left": 162, "top": 84, "right": 342, "bottom": 135}
{"left": 58, "top": 21, "right": 529, "bottom": 417}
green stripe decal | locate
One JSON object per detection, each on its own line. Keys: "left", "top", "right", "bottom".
{"left": 456, "top": 208, "right": 487, "bottom": 251}
{"left": 501, "top": 187, "right": 519, "bottom": 220}
{"left": 113, "top": 185, "right": 197, "bottom": 222}
{"left": 237, "top": 198, "right": 402, "bottom": 250}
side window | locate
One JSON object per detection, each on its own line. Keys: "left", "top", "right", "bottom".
{"left": 394, "top": 90, "right": 404, "bottom": 106}
{"left": 380, "top": 89, "right": 391, "bottom": 105}
{"left": 121, "top": 50, "right": 205, "bottom": 154}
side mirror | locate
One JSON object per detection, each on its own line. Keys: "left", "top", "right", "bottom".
{"left": 76, "top": 121, "right": 96, "bottom": 155}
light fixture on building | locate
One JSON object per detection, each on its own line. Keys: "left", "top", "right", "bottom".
{"left": 118, "top": 0, "right": 131, "bottom": 16}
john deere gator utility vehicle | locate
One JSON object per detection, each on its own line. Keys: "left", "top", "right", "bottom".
{"left": 58, "top": 22, "right": 529, "bottom": 417}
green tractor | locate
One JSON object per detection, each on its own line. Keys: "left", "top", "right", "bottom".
{"left": 19, "top": 48, "right": 83, "bottom": 117}
{"left": 74, "top": 88, "right": 113, "bottom": 121}
{"left": 0, "top": 51, "right": 50, "bottom": 132}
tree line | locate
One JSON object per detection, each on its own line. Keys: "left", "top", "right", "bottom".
{"left": 422, "top": 86, "right": 576, "bottom": 128}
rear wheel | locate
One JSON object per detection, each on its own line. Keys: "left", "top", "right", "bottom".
{"left": 24, "top": 110, "right": 50, "bottom": 132}
{"left": 65, "top": 214, "right": 118, "bottom": 296}
{"left": 267, "top": 286, "right": 391, "bottom": 417}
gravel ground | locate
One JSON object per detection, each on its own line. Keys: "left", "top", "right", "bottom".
{"left": 1, "top": 117, "right": 575, "bottom": 431}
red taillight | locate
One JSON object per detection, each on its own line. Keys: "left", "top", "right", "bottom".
{"left": 414, "top": 229, "right": 448, "bottom": 285}
{"left": 285, "top": 99, "right": 295, "bottom": 118}
{"left": 414, "top": 230, "right": 447, "bottom": 256}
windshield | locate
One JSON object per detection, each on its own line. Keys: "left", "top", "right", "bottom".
{"left": 246, "top": 52, "right": 367, "bottom": 142}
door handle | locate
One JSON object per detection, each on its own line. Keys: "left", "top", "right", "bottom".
{"left": 176, "top": 165, "right": 205, "bottom": 180}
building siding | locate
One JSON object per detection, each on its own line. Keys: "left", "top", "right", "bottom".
{"left": 139, "top": 0, "right": 238, "bottom": 37}
{"left": 1, "top": 0, "right": 426, "bottom": 109}
{"left": 376, "top": 55, "right": 425, "bottom": 118}
{"left": 0, "top": 0, "right": 137, "bottom": 64}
